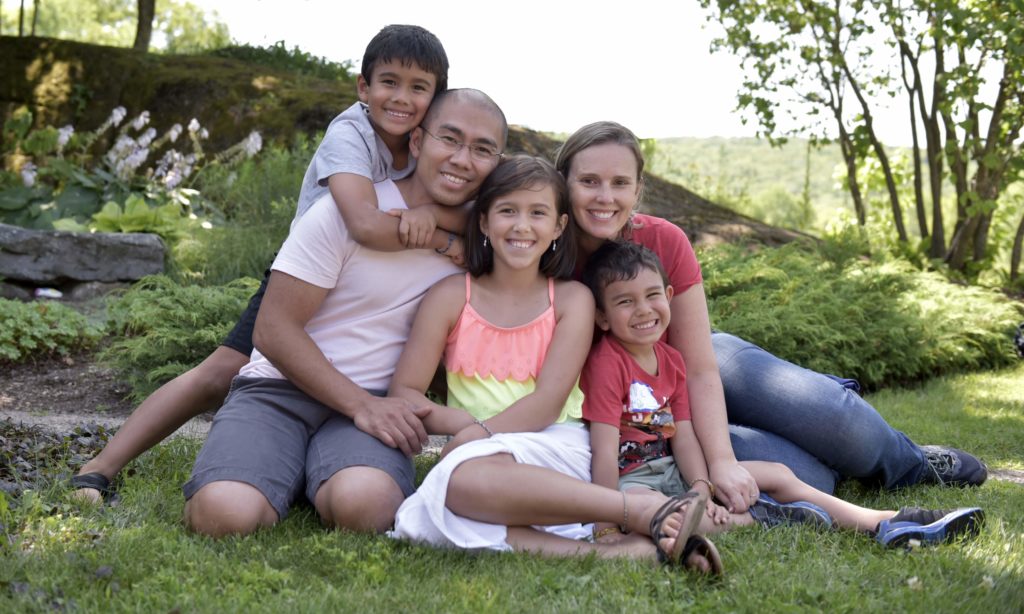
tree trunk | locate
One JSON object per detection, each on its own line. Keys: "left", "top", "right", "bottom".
{"left": 18, "top": 0, "right": 25, "bottom": 36}
{"left": 1011, "top": 212, "right": 1024, "bottom": 282}
{"left": 840, "top": 57, "right": 908, "bottom": 242}
{"left": 837, "top": 126, "right": 866, "bottom": 225}
{"left": 133, "top": 0, "right": 155, "bottom": 52}
{"left": 30, "top": 0, "right": 37, "bottom": 36}
{"left": 908, "top": 92, "right": 928, "bottom": 241}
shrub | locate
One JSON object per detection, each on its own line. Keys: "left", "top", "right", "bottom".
{"left": 170, "top": 208, "right": 290, "bottom": 286}
{"left": 208, "top": 42, "right": 355, "bottom": 83}
{"left": 0, "top": 299, "right": 102, "bottom": 363}
{"left": 701, "top": 241, "right": 1022, "bottom": 389}
{"left": 101, "top": 276, "right": 259, "bottom": 400}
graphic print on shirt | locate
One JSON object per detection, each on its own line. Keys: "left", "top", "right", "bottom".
{"left": 618, "top": 380, "right": 676, "bottom": 471}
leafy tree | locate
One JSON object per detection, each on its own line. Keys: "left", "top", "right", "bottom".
{"left": 700, "top": 0, "right": 1024, "bottom": 276}
{"left": 1, "top": 0, "right": 229, "bottom": 53}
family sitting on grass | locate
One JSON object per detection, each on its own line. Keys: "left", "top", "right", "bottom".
{"left": 71, "top": 25, "right": 986, "bottom": 573}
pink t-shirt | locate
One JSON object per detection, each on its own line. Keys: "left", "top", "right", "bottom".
{"left": 239, "top": 181, "right": 460, "bottom": 391}
{"left": 628, "top": 213, "right": 703, "bottom": 294}
{"left": 581, "top": 335, "right": 691, "bottom": 475}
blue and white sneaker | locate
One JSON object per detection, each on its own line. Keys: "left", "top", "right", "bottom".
{"left": 749, "top": 494, "right": 833, "bottom": 529}
{"left": 875, "top": 507, "right": 985, "bottom": 548}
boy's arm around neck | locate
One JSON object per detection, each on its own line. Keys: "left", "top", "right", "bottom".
{"left": 328, "top": 173, "right": 453, "bottom": 252}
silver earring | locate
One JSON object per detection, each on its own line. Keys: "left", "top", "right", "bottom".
{"left": 551, "top": 240, "right": 557, "bottom": 252}
{"left": 483, "top": 236, "right": 488, "bottom": 248}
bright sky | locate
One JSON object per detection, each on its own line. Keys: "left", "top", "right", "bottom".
{"left": 194, "top": 0, "right": 914, "bottom": 144}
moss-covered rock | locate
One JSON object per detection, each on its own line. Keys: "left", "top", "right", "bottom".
{"left": 1, "top": 36, "right": 355, "bottom": 151}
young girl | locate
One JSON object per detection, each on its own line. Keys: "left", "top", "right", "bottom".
{"left": 388, "top": 155, "right": 722, "bottom": 573}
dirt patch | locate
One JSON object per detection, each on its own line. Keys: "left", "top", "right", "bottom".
{"left": 1, "top": 353, "right": 135, "bottom": 418}
{"left": 0, "top": 352, "right": 214, "bottom": 439}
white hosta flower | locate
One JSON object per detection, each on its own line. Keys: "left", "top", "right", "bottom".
{"left": 244, "top": 131, "right": 263, "bottom": 157}
{"left": 20, "top": 162, "right": 37, "bottom": 187}
{"left": 106, "top": 135, "right": 136, "bottom": 164}
{"left": 137, "top": 127, "right": 157, "bottom": 148}
{"left": 163, "top": 168, "right": 183, "bottom": 189}
{"left": 110, "top": 106, "right": 127, "bottom": 127}
{"left": 187, "top": 118, "right": 200, "bottom": 133}
{"left": 198, "top": 127, "right": 209, "bottom": 140}
{"left": 168, "top": 123, "right": 182, "bottom": 142}
{"left": 57, "top": 125, "right": 75, "bottom": 149}
{"left": 130, "top": 110, "right": 151, "bottom": 131}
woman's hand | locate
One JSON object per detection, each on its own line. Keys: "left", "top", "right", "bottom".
{"left": 709, "top": 461, "right": 759, "bottom": 513}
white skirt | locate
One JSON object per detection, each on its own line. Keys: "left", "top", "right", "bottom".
{"left": 390, "top": 423, "right": 594, "bottom": 551}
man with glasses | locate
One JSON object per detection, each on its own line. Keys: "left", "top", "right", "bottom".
{"left": 183, "top": 90, "right": 508, "bottom": 538}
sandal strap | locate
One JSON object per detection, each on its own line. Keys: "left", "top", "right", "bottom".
{"left": 648, "top": 490, "right": 700, "bottom": 539}
{"left": 681, "top": 535, "right": 725, "bottom": 576}
{"left": 70, "top": 472, "right": 113, "bottom": 497}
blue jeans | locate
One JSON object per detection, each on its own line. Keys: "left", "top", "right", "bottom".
{"left": 713, "top": 332, "right": 929, "bottom": 494}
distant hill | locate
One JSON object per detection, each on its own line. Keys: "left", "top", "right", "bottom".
{"left": 1, "top": 36, "right": 806, "bottom": 247}
{"left": 650, "top": 137, "right": 855, "bottom": 233}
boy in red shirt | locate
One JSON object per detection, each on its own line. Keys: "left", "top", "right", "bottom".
{"left": 581, "top": 241, "right": 983, "bottom": 549}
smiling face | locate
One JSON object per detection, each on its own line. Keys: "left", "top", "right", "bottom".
{"left": 407, "top": 95, "right": 505, "bottom": 207}
{"left": 567, "top": 143, "right": 643, "bottom": 250}
{"left": 596, "top": 267, "right": 674, "bottom": 355}
{"left": 358, "top": 59, "right": 437, "bottom": 141}
{"left": 480, "top": 184, "right": 567, "bottom": 272}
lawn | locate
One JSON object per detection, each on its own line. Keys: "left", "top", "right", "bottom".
{"left": 2, "top": 364, "right": 1022, "bottom": 613}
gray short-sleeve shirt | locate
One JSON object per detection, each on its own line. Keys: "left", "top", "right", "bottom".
{"left": 294, "top": 101, "right": 416, "bottom": 220}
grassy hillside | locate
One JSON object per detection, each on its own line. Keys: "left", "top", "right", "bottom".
{"left": 649, "top": 137, "right": 853, "bottom": 233}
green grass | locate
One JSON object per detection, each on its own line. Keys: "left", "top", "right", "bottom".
{"left": 2, "top": 365, "right": 1023, "bottom": 612}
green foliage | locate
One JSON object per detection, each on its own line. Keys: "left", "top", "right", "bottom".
{"left": 0, "top": 299, "right": 102, "bottom": 363}
{"left": 191, "top": 134, "right": 313, "bottom": 224}
{"left": 100, "top": 275, "right": 259, "bottom": 400}
{"left": 90, "top": 193, "right": 194, "bottom": 242}
{"left": 169, "top": 136, "right": 310, "bottom": 284}
{"left": 1, "top": 106, "right": 263, "bottom": 249}
{"left": 170, "top": 212, "right": 289, "bottom": 285}
{"left": 209, "top": 41, "right": 356, "bottom": 83}
{"left": 702, "top": 240, "right": 1022, "bottom": 390}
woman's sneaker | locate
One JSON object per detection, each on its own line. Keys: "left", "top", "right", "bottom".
{"left": 875, "top": 507, "right": 984, "bottom": 548}
{"left": 749, "top": 494, "right": 833, "bottom": 529}
{"left": 921, "top": 445, "right": 988, "bottom": 487}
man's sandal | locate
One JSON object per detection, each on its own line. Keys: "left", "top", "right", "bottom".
{"left": 648, "top": 489, "right": 708, "bottom": 565}
{"left": 69, "top": 472, "right": 117, "bottom": 503}
{"left": 680, "top": 535, "right": 725, "bottom": 575}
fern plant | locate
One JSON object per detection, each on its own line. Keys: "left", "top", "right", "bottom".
{"left": 101, "top": 275, "right": 259, "bottom": 400}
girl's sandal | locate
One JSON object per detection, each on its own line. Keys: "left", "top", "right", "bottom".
{"left": 680, "top": 535, "right": 725, "bottom": 576}
{"left": 648, "top": 489, "right": 708, "bottom": 565}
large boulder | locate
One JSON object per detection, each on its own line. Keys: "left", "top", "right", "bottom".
{"left": 0, "top": 223, "right": 164, "bottom": 285}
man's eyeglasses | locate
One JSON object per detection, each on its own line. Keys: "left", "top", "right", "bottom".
{"left": 422, "top": 128, "right": 503, "bottom": 164}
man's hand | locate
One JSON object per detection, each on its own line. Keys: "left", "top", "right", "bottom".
{"left": 351, "top": 397, "right": 432, "bottom": 457}
{"left": 709, "top": 460, "right": 759, "bottom": 513}
{"left": 387, "top": 207, "right": 438, "bottom": 249}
